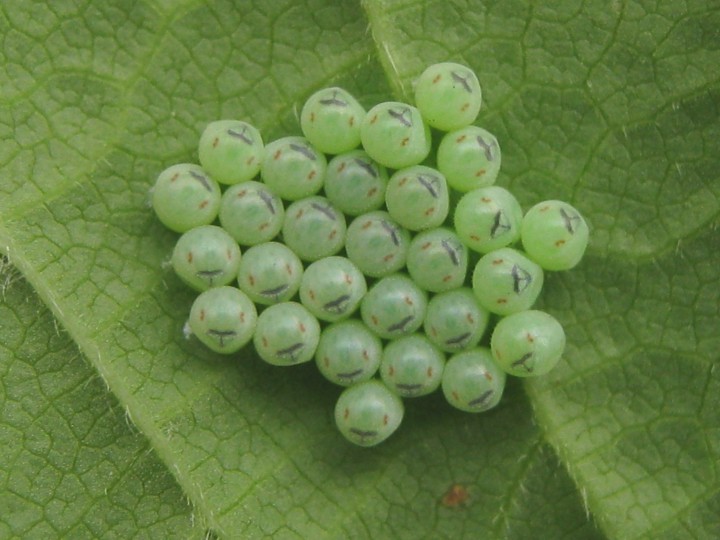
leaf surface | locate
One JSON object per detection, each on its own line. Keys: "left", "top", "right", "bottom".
{"left": 1, "top": 0, "right": 718, "bottom": 538}
{"left": 0, "top": 266, "right": 202, "bottom": 538}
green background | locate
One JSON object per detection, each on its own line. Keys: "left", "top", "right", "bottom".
{"left": 1, "top": 0, "right": 718, "bottom": 538}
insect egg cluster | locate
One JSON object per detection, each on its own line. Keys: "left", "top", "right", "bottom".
{"left": 150, "top": 62, "right": 589, "bottom": 447}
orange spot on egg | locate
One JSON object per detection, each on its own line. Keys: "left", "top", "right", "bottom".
{"left": 240, "top": 312, "right": 245, "bottom": 323}
{"left": 470, "top": 234, "right": 480, "bottom": 241}
{"left": 526, "top": 333, "right": 535, "bottom": 343}
{"left": 337, "top": 162, "right": 346, "bottom": 173}
{"left": 286, "top": 264, "right": 293, "bottom": 275}
{"left": 187, "top": 252, "right": 193, "bottom": 263}
{"left": 367, "top": 187, "right": 378, "bottom": 197}
{"left": 461, "top": 102, "right": 470, "bottom": 111}
{"left": 248, "top": 274, "right": 255, "bottom": 286}
{"left": 246, "top": 156, "right": 255, "bottom": 165}
{"left": 273, "top": 149, "right": 282, "bottom": 160}
{"left": 171, "top": 173, "right": 180, "bottom": 181}
{"left": 310, "top": 112, "right": 316, "bottom": 122}
{"left": 362, "top": 220, "right": 372, "bottom": 229}
{"left": 492, "top": 259, "right": 504, "bottom": 265}
{"left": 497, "top": 298, "right": 507, "bottom": 304}
{"left": 370, "top": 114, "right": 378, "bottom": 124}
{"left": 259, "top": 222, "right": 269, "bottom": 230}
{"left": 422, "top": 242, "right": 432, "bottom": 250}
{"left": 299, "top": 323, "right": 306, "bottom": 332}
{"left": 199, "top": 309, "right": 205, "bottom": 321}
{"left": 481, "top": 197, "right": 491, "bottom": 203}
{"left": 427, "top": 367, "right": 433, "bottom": 377}
{"left": 433, "top": 74, "right": 441, "bottom": 83}
{"left": 425, "top": 207, "right": 435, "bottom": 216}
{"left": 404, "top": 296, "right": 413, "bottom": 306}
{"left": 401, "top": 137, "right": 410, "bottom": 147}
{"left": 349, "top": 116, "right": 355, "bottom": 127}
{"left": 443, "top": 275, "right": 452, "bottom": 282}
{"left": 212, "top": 137, "right": 219, "bottom": 148}
{"left": 199, "top": 200, "right": 208, "bottom": 209}
{"left": 383, "top": 414, "right": 389, "bottom": 426}
{"left": 466, "top": 313, "right": 475, "bottom": 324}
{"left": 329, "top": 229, "right": 337, "bottom": 240}
{"left": 484, "top": 372, "right": 493, "bottom": 381}
{"left": 456, "top": 135, "right": 467, "bottom": 143}
{"left": 307, "top": 170, "right": 316, "bottom": 180}
{"left": 555, "top": 239, "right": 566, "bottom": 247}
{"left": 371, "top": 315, "right": 379, "bottom": 325}
{"left": 344, "top": 407, "right": 349, "bottom": 419}
{"left": 399, "top": 177, "right": 408, "bottom": 186}
{"left": 475, "top": 169, "right": 486, "bottom": 177}
{"left": 383, "top": 254, "right": 395, "bottom": 261}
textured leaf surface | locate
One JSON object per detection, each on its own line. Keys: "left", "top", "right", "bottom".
{"left": 1, "top": 0, "right": 718, "bottom": 538}
{"left": 0, "top": 266, "right": 201, "bottom": 538}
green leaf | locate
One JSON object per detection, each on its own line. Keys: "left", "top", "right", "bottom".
{"left": 1, "top": 0, "right": 718, "bottom": 538}
{"left": 0, "top": 264, "right": 202, "bottom": 538}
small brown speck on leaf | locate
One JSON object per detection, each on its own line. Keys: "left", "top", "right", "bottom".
{"left": 440, "top": 484, "right": 470, "bottom": 508}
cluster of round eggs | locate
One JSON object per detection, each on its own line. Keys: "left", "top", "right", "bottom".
{"left": 151, "top": 62, "right": 589, "bottom": 447}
